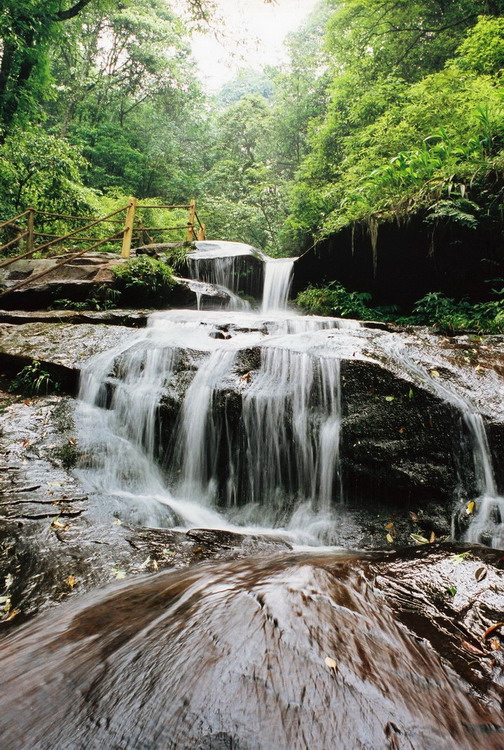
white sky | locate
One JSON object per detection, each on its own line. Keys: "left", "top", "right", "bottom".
{"left": 189, "top": 0, "right": 320, "bottom": 91}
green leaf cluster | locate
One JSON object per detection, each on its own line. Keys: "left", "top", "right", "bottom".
{"left": 113, "top": 255, "right": 176, "bottom": 307}
{"left": 296, "top": 284, "right": 504, "bottom": 333}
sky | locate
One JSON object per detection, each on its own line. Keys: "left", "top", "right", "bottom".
{"left": 190, "top": 0, "right": 320, "bottom": 91}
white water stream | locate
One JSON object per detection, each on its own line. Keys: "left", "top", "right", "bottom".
{"left": 76, "top": 242, "right": 503, "bottom": 548}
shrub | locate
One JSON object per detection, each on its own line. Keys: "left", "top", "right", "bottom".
{"left": 9, "top": 361, "right": 60, "bottom": 395}
{"left": 113, "top": 256, "right": 175, "bottom": 307}
{"left": 295, "top": 281, "right": 375, "bottom": 319}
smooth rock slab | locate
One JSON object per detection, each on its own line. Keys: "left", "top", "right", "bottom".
{"left": 0, "top": 546, "right": 502, "bottom": 749}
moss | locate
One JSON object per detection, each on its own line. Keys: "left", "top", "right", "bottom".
{"left": 51, "top": 441, "right": 79, "bottom": 471}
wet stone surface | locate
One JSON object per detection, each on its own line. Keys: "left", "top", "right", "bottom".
{"left": 0, "top": 545, "right": 503, "bottom": 749}
{"left": 0, "top": 396, "right": 295, "bottom": 630}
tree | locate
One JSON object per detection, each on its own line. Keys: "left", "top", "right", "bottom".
{"left": 0, "top": 1, "right": 99, "bottom": 132}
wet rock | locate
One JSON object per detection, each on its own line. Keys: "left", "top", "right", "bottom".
{"left": 0, "top": 321, "right": 136, "bottom": 371}
{"left": 340, "top": 359, "right": 469, "bottom": 505}
{"left": 0, "top": 397, "right": 294, "bottom": 629}
{"left": 0, "top": 546, "right": 502, "bottom": 750}
{"left": 0, "top": 309, "right": 149, "bottom": 327}
{"left": 209, "top": 330, "right": 232, "bottom": 339}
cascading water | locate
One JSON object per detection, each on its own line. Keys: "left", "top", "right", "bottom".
{"left": 187, "top": 240, "right": 265, "bottom": 304}
{"left": 379, "top": 334, "right": 504, "bottom": 548}
{"left": 261, "top": 257, "right": 295, "bottom": 312}
{"left": 75, "top": 240, "right": 503, "bottom": 549}
{"left": 75, "top": 241, "right": 351, "bottom": 545}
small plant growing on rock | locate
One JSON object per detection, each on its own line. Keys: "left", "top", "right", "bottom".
{"left": 9, "top": 361, "right": 60, "bottom": 395}
{"left": 113, "top": 256, "right": 176, "bottom": 306}
{"left": 52, "top": 441, "right": 80, "bottom": 470}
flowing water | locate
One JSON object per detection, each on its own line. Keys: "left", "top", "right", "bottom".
{"left": 1, "top": 548, "right": 503, "bottom": 750}
{"left": 378, "top": 334, "right": 504, "bottom": 548}
{"left": 3, "top": 242, "right": 504, "bottom": 749}
{"left": 261, "top": 256, "right": 295, "bottom": 312}
{"left": 75, "top": 241, "right": 503, "bottom": 547}
{"left": 77, "top": 309, "right": 353, "bottom": 543}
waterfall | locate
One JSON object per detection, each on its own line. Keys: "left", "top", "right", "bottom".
{"left": 463, "top": 412, "right": 503, "bottom": 547}
{"left": 379, "top": 334, "right": 503, "bottom": 548}
{"left": 261, "top": 257, "right": 295, "bottom": 312}
{"left": 188, "top": 240, "right": 264, "bottom": 302}
{"left": 73, "top": 239, "right": 504, "bottom": 549}
{"left": 75, "top": 308, "right": 347, "bottom": 544}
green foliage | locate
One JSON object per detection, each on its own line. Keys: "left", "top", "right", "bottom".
{"left": 52, "top": 286, "right": 120, "bottom": 311}
{"left": 9, "top": 360, "right": 60, "bottom": 395}
{"left": 455, "top": 15, "right": 504, "bottom": 74}
{"left": 296, "top": 283, "right": 504, "bottom": 333}
{"left": 0, "top": 128, "right": 93, "bottom": 216}
{"left": 296, "top": 282, "right": 375, "bottom": 319}
{"left": 408, "top": 291, "right": 504, "bottom": 333}
{"left": 113, "top": 255, "right": 176, "bottom": 306}
{"left": 161, "top": 246, "right": 189, "bottom": 272}
{"left": 52, "top": 441, "right": 79, "bottom": 470}
{"left": 286, "top": 10, "right": 504, "bottom": 246}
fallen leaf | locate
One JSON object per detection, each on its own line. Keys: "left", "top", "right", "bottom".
{"left": 409, "top": 511, "right": 419, "bottom": 522}
{"left": 482, "top": 622, "right": 504, "bottom": 640}
{"left": 324, "top": 656, "right": 337, "bottom": 670}
{"left": 429, "top": 531, "right": 436, "bottom": 543}
{"left": 474, "top": 566, "right": 487, "bottom": 582}
{"left": 22, "top": 399, "right": 31, "bottom": 405}
{"left": 475, "top": 365, "right": 482, "bottom": 372}
{"left": 21, "top": 440, "right": 31, "bottom": 447}
{"left": 447, "top": 586, "right": 457, "bottom": 596}
{"left": 385, "top": 522, "right": 395, "bottom": 530}
{"left": 398, "top": 427, "right": 406, "bottom": 434}
{"left": 241, "top": 372, "right": 251, "bottom": 382}
{"left": 68, "top": 437, "right": 77, "bottom": 446}
{"left": 386, "top": 533, "right": 394, "bottom": 543}
{"left": 461, "top": 640, "right": 485, "bottom": 655}
{"left": 66, "top": 576, "right": 77, "bottom": 589}
{"left": 51, "top": 517, "right": 68, "bottom": 531}
{"left": 4, "top": 608, "right": 20, "bottom": 622}
{"left": 430, "top": 370, "right": 440, "bottom": 378}
{"left": 385, "top": 396, "right": 395, "bottom": 402}
{"left": 451, "top": 551, "right": 469, "bottom": 564}
{"left": 466, "top": 501, "right": 476, "bottom": 515}
{"left": 112, "top": 519, "right": 122, "bottom": 526}
{"left": 489, "top": 638, "right": 501, "bottom": 651}
{"left": 410, "top": 533, "right": 429, "bottom": 544}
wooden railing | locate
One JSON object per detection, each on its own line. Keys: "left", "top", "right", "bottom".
{"left": 0, "top": 199, "right": 206, "bottom": 297}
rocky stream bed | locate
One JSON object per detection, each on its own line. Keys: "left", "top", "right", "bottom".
{"left": 1, "top": 242, "right": 504, "bottom": 749}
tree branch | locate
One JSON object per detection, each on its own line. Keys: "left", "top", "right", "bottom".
{"left": 57, "top": 0, "right": 94, "bottom": 22}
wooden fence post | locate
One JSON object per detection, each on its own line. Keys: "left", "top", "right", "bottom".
{"left": 197, "top": 224, "right": 206, "bottom": 241}
{"left": 27, "top": 208, "right": 35, "bottom": 255}
{"left": 121, "top": 197, "right": 137, "bottom": 258}
{"left": 186, "top": 200, "right": 196, "bottom": 242}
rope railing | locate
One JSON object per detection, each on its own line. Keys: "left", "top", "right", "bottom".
{"left": 0, "top": 198, "right": 206, "bottom": 296}
{"left": 0, "top": 230, "right": 124, "bottom": 299}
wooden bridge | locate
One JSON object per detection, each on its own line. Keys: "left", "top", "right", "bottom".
{"left": 0, "top": 199, "right": 206, "bottom": 298}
